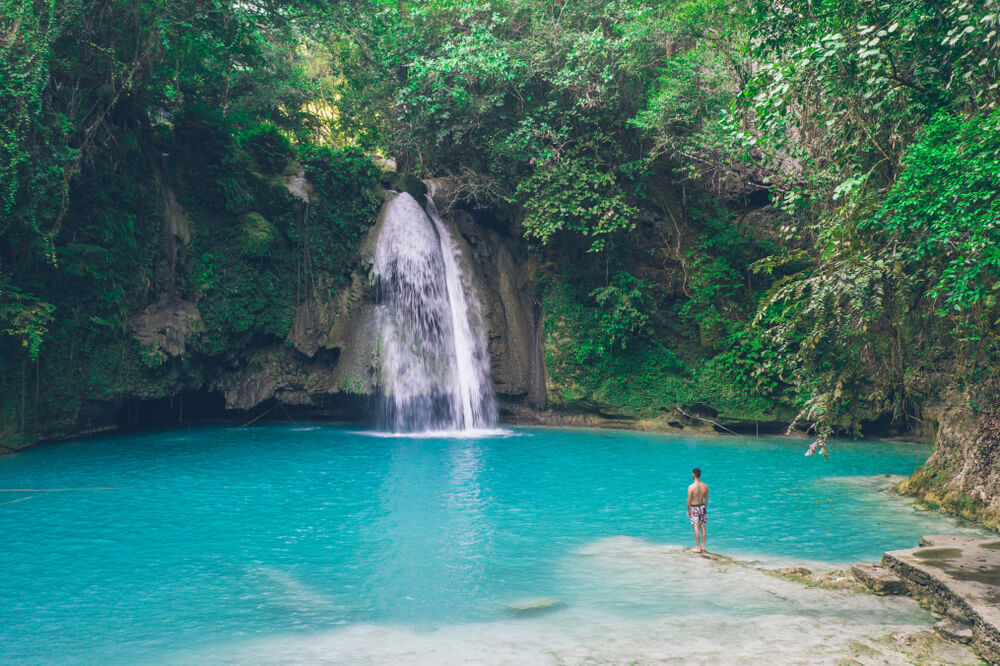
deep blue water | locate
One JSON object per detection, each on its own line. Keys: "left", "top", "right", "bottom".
{"left": 0, "top": 425, "right": 979, "bottom": 664}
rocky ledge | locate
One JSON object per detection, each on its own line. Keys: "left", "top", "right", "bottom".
{"left": 855, "top": 535, "right": 1000, "bottom": 664}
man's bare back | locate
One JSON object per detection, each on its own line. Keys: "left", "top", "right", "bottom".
{"left": 687, "top": 468, "right": 708, "bottom": 552}
{"left": 687, "top": 480, "right": 708, "bottom": 506}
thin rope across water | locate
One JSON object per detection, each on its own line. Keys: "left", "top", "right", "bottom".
{"left": 0, "top": 487, "right": 127, "bottom": 492}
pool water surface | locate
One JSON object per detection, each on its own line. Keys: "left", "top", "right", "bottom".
{"left": 0, "top": 425, "right": 981, "bottom": 663}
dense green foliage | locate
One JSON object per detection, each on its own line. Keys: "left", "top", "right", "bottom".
{"left": 0, "top": 0, "right": 379, "bottom": 443}
{"left": 319, "top": 0, "right": 1000, "bottom": 445}
{"left": 3, "top": 0, "right": 1000, "bottom": 449}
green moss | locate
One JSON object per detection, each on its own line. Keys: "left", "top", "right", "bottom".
{"left": 238, "top": 124, "right": 291, "bottom": 175}
{"left": 240, "top": 212, "right": 275, "bottom": 257}
{"left": 898, "top": 463, "right": 999, "bottom": 532}
{"left": 378, "top": 171, "right": 427, "bottom": 200}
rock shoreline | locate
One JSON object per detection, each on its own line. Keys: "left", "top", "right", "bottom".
{"left": 853, "top": 535, "right": 1000, "bottom": 664}
{"left": 687, "top": 548, "right": 982, "bottom": 664}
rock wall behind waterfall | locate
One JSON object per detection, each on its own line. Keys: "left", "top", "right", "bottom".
{"left": 447, "top": 207, "right": 547, "bottom": 414}
{"left": 216, "top": 189, "right": 546, "bottom": 423}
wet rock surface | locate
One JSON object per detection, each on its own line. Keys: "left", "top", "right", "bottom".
{"left": 227, "top": 189, "right": 548, "bottom": 418}
{"left": 883, "top": 534, "right": 1000, "bottom": 663}
{"left": 504, "top": 597, "right": 563, "bottom": 615}
{"left": 448, "top": 207, "right": 546, "bottom": 410}
{"left": 840, "top": 628, "right": 984, "bottom": 666}
{"left": 771, "top": 565, "right": 861, "bottom": 591}
{"left": 935, "top": 618, "right": 975, "bottom": 644}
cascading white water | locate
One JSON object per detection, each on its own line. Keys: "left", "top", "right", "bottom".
{"left": 372, "top": 191, "right": 498, "bottom": 432}
{"left": 425, "top": 194, "right": 496, "bottom": 429}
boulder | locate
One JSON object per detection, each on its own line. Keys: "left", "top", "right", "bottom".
{"left": 379, "top": 171, "right": 427, "bottom": 200}
{"left": 777, "top": 566, "right": 813, "bottom": 577}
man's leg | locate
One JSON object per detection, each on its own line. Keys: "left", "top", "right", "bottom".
{"left": 699, "top": 524, "right": 707, "bottom": 552}
{"left": 691, "top": 522, "right": 701, "bottom": 551}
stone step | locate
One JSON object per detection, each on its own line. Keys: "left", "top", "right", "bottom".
{"left": 851, "top": 562, "right": 909, "bottom": 595}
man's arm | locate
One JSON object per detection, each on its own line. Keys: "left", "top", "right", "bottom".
{"left": 686, "top": 485, "right": 693, "bottom": 512}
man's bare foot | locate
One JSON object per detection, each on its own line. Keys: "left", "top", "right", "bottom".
{"left": 695, "top": 546, "right": 705, "bottom": 553}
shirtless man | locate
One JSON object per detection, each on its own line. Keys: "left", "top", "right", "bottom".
{"left": 687, "top": 468, "right": 709, "bottom": 553}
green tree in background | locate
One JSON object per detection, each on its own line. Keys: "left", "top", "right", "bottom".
{"left": 0, "top": 0, "right": 379, "bottom": 441}
{"left": 3, "top": 0, "right": 1000, "bottom": 448}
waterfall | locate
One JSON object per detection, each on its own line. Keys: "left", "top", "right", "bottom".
{"left": 372, "top": 191, "right": 498, "bottom": 432}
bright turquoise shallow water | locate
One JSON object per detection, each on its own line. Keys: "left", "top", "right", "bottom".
{"left": 0, "top": 425, "right": 980, "bottom": 664}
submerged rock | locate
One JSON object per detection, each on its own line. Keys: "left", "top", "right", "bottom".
{"left": 777, "top": 566, "right": 812, "bottom": 577}
{"left": 769, "top": 565, "right": 859, "bottom": 591}
{"left": 687, "top": 549, "right": 732, "bottom": 563}
{"left": 505, "top": 597, "right": 563, "bottom": 615}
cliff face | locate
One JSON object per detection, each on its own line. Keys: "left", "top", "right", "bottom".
{"left": 898, "top": 387, "right": 1000, "bottom": 531}
{"left": 0, "top": 179, "right": 548, "bottom": 454}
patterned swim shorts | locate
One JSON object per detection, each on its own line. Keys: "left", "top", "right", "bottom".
{"left": 689, "top": 504, "right": 707, "bottom": 526}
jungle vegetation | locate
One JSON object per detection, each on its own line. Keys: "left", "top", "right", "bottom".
{"left": 2, "top": 0, "right": 999, "bottom": 448}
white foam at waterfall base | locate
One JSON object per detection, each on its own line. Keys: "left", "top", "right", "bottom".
{"left": 372, "top": 191, "right": 497, "bottom": 433}
{"left": 355, "top": 427, "right": 514, "bottom": 440}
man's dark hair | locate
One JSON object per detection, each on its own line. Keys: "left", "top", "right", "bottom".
{"left": 692, "top": 468, "right": 701, "bottom": 479}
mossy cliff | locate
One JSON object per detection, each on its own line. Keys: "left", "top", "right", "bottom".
{"left": 0, "top": 127, "right": 550, "bottom": 452}
{"left": 897, "top": 386, "right": 1000, "bottom": 532}
{"left": 0, "top": 113, "right": 383, "bottom": 451}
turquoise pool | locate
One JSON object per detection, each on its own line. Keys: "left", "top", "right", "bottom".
{"left": 0, "top": 425, "right": 979, "bottom": 663}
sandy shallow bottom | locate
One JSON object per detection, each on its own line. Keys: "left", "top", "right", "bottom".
{"left": 167, "top": 537, "right": 981, "bottom": 665}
